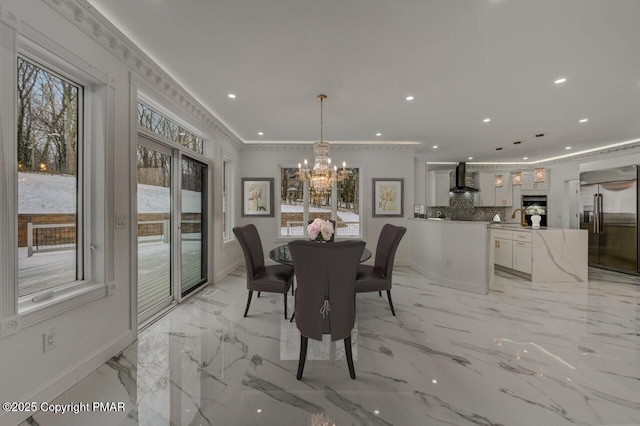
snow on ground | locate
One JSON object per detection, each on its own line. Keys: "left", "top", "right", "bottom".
{"left": 280, "top": 203, "right": 360, "bottom": 236}
{"left": 281, "top": 203, "right": 360, "bottom": 222}
{"left": 19, "top": 172, "right": 201, "bottom": 213}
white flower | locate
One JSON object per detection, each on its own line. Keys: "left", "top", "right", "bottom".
{"left": 525, "top": 205, "right": 545, "bottom": 215}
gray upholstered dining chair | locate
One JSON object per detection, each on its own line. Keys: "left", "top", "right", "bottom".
{"left": 233, "top": 224, "right": 294, "bottom": 319}
{"left": 307, "top": 219, "right": 337, "bottom": 242}
{"left": 355, "top": 224, "right": 406, "bottom": 316}
{"left": 288, "top": 240, "right": 365, "bottom": 380}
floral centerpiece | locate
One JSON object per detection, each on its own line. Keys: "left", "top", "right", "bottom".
{"left": 525, "top": 205, "right": 546, "bottom": 215}
{"left": 307, "top": 218, "right": 334, "bottom": 242}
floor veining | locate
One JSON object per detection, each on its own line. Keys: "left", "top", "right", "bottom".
{"left": 19, "top": 267, "right": 640, "bottom": 426}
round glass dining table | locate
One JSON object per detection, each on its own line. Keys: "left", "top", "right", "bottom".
{"left": 269, "top": 243, "right": 372, "bottom": 265}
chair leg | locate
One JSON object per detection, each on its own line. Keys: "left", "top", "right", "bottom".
{"left": 257, "top": 291, "right": 261, "bottom": 298}
{"left": 290, "top": 311, "right": 295, "bottom": 323}
{"left": 378, "top": 291, "right": 382, "bottom": 297}
{"left": 296, "top": 336, "right": 308, "bottom": 380}
{"left": 386, "top": 290, "right": 396, "bottom": 316}
{"left": 244, "top": 291, "right": 253, "bottom": 317}
{"left": 344, "top": 335, "right": 356, "bottom": 380}
{"left": 283, "top": 293, "right": 288, "bottom": 319}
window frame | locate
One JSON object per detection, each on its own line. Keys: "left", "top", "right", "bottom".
{"left": 222, "top": 155, "right": 234, "bottom": 243}
{"left": 277, "top": 164, "right": 364, "bottom": 240}
{"left": 0, "top": 28, "right": 113, "bottom": 333}
{"left": 16, "top": 54, "right": 86, "bottom": 300}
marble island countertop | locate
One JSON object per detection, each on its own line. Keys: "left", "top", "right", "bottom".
{"left": 408, "top": 218, "right": 588, "bottom": 294}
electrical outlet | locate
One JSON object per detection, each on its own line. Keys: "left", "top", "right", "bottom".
{"left": 43, "top": 328, "right": 56, "bottom": 352}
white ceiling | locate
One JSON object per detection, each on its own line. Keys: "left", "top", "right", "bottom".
{"left": 87, "top": 0, "right": 640, "bottom": 162}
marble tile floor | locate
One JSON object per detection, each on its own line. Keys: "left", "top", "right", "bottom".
{"left": 19, "top": 266, "right": 640, "bottom": 426}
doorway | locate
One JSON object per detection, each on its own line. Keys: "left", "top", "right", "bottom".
{"left": 135, "top": 135, "right": 210, "bottom": 324}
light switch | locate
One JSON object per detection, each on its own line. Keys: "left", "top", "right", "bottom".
{"left": 116, "top": 214, "right": 127, "bottom": 229}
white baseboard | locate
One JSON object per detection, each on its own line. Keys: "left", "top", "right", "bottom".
{"left": 214, "top": 260, "right": 242, "bottom": 283}
{"left": 1, "top": 330, "right": 135, "bottom": 426}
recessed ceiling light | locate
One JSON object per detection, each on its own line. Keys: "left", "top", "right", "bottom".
{"left": 495, "top": 147, "right": 503, "bottom": 151}
{"left": 554, "top": 78, "right": 567, "bottom": 84}
{"left": 468, "top": 157, "right": 473, "bottom": 160}
{"left": 256, "top": 408, "right": 262, "bottom": 413}
{"left": 432, "top": 379, "right": 438, "bottom": 384}
{"left": 523, "top": 157, "right": 528, "bottom": 160}
{"left": 483, "top": 118, "right": 491, "bottom": 123}
{"left": 565, "top": 146, "right": 572, "bottom": 150}
{"left": 374, "top": 410, "right": 380, "bottom": 415}
{"left": 258, "top": 132, "right": 264, "bottom": 136}
{"left": 228, "top": 93, "right": 236, "bottom": 99}
{"left": 432, "top": 145, "right": 438, "bottom": 149}
{"left": 376, "top": 133, "right": 382, "bottom": 136}
{"left": 579, "top": 118, "right": 588, "bottom": 123}
{"left": 405, "top": 96, "right": 414, "bottom": 101}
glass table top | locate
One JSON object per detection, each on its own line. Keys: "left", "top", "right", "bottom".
{"left": 269, "top": 243, "right": 372, "bottom": 265}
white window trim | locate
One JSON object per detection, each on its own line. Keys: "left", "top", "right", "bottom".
{"left": 277, "top": 164, "right": 364, "bottom": 240}
{"left": 222, "top": 153, "right": 235, "bottom": 245}
{"left": 0, "top": 21, "right": 113, "bottom": 336}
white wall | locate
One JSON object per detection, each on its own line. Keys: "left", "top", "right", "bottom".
{"left": 239, "top": 146, "right": 415, "bottom": 265}
{"left": 0, "top": 1, "right": 241, "bottom": 424}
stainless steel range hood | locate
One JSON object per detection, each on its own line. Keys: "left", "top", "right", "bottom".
{"left": 450, "top": 162, "right": 479, "bottom": 193}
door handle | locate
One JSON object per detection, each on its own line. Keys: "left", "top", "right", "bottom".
{"left": 593, "top": 194, "right": 599, "bottom": 234}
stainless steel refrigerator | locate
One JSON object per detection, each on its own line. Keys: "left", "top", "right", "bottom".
{"left": 580, "top": 166, "right": 638, "bottom": 274}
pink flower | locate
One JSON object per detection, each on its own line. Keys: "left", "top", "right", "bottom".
{"left": 307, "top": 221, "right": 321, "bottom": 240}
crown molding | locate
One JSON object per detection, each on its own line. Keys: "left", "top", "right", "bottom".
{"left": 39, "top": 0, "right": 243, "bottom": 149}
{"left": 242, "top": 143, "right": 417, "bottom": 152}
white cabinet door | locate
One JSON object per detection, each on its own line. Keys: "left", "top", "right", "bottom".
{"left": 513, "top": 241, "right": 532, "bottom": 274}
{"left": 521, "top": 169, "right": 550, "bottom": 191}
{"left": 435, "top": 173, "right": 451, "bottom": 206}
{"left": 495, "top": 174, "right": 513, "bottom": 206}
{"left": 495, "top": 238, "right": 513, "bottom": 268}
{"left": 475, "top": 173, "right": 496, "bottom": 206}
{"left": 427, "top": 171, "right": 451, "bottom": 206}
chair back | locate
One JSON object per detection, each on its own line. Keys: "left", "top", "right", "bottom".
{"left": 233, "top": 224, "right": 265, "bottom": 280}
{"left": 307, "top": 219, "right": 336, "bottom": 242}
{"left": 289, "top": 240, "right": 364, "bottom": 341}
{"left": 374, "top": 224, "right": 407, "bottom": 278}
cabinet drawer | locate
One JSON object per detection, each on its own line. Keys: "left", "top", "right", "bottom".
{"left": 492, "top": 229, "right": 513, "bottom": 240}
{"left": 512, "top": 231, "right": 532, "bottom": 242}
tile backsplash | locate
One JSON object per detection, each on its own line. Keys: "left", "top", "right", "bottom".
{"left": 422, "top": 171, "right": 507, "bottom": 222}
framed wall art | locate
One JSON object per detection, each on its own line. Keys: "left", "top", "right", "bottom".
{"left": 241, "top": 178, "right": 274, "bottom": 217}
{"left": 372, "top": 178, "right": 404, "bottom": 217}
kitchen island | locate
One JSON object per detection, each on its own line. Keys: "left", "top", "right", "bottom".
{"left": 408, "top": 219, "right": 588, "bottom": 295}
{"left": 489, "top": 224, "right": 588, "bottom": 282}
{"left": 408, "top": 219, "right": 494, "bottom": 295}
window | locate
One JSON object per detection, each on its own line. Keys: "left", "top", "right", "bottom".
{"left": 17, "top": 57, "right": 82, "bottom": 297}
{"left": 336, "top": 168, "right": 360, "bottom": 237}
{"left": 279, "top": 166, "right": 362, "bottom": 238}
{"left": 280, "top": 167, "right": 305, "bottom": 237}
{"left": 137, "top": 102, "right": 204, "bottom": 155}
{"left": 223, "top": 159, "right": 233, "bottom": 241}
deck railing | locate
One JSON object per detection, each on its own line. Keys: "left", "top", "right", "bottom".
{"left": 27, "top": 222, "right": 76, "bottom": 257}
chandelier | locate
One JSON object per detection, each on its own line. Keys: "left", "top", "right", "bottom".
{"left": 297, "top": 94, "right": 349, "bottom": 194}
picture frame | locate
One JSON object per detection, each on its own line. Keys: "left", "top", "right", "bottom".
{"left": 372, "top": 178, "right": 404, "bottom": 217}
{"left": 241, "top": 178, "right": 274, "bottom": 217}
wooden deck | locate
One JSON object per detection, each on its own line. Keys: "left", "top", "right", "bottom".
{"left": 18, "top": 241, "right": 205, "bottom": 311}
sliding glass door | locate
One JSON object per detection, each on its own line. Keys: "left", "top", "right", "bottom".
{"left": 137, "top": 136, "right": 173, "bottom": 320}
{"left": 181, "top": 156, "right": 207, "bottom": 295}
